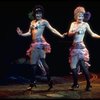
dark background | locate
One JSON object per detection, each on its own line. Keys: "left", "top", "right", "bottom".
{"left": 0, "top": 0, "right": 100, "bottom": 83}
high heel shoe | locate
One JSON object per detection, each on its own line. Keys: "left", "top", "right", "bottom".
{"left": 71, "top": 84, "right": 79, "bottom": 89}
{"left": 85, "top": 84, "right": 92, "bottom": 91}
{"left": 48, "top": 80, "right": 53, "bottom": 91}
{"left": 27, "top": 81, "right": 37, "bottom": 91}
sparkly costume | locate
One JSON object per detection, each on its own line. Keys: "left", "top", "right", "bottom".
{"left": 69, "top": 41, "right": 90, "bottom": 69}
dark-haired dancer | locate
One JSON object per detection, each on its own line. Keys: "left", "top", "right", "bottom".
{"left": 64, "top": 6, "right": 100, "bottom": 91}
{"left": 16, "top": 5, "right": 63, "bottom": 91}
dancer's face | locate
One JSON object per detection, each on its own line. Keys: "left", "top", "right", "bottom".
{"left": 35, "top": 11, "right": 42, "bottom": 20}
{"left": 76, "top": 13, "right": 84, "bottom": 23}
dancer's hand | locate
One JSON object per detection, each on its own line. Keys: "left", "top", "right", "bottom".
{"left": 16, "top": 27, "right": 23, "bottom": 35}
{"left": 63, "top": 32, "right": 67, "bottom": 37}
{"left": 61, "top": 34, "right": 65, "bottom": 38}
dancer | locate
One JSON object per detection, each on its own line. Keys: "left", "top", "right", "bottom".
{"left": 64, "top": 6, "right": 100, "bottom": 91}
{"left": 16, "top": 5, "right": 63, "bottom": 91}
{"left": 26, "top": 36, "right": 50, "bottom": 77}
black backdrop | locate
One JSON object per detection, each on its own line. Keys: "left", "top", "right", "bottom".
{"left": 0, "top": 0, "right": 100, "bottom": 82}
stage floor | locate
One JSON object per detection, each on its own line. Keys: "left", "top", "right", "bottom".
{"left": 0, "top": 72, "right": 100, "bottom": 99}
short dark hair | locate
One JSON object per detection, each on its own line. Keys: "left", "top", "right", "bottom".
{"left": 33, "top": 5, "right": 44, "bottom": 14}
{"left": 28, "top": 5, "right": 44, "bottom": 20}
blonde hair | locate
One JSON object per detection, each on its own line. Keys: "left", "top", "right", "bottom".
{"left": 74, "top": 6, "right": 86, "bottom": 20}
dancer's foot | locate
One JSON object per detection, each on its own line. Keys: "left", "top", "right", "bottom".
{"left": 27, "top": 81, "right": 37, "bottom": 91}
{"left": 48, "top": 80, "right": 53, "bottom": 91}
{"left": 71, "top": 84, "right": 79, "bottom": 90}
{"left": 85, "top": 84, "right": 92, "bottom": 91}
